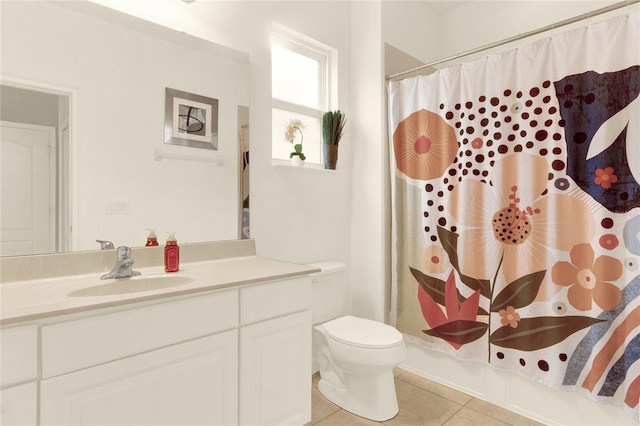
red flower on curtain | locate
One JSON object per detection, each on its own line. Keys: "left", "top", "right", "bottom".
{"left": 417, "top": 270, "right": 483, "bottom": 350}
{"left": 594, "top": 167, "right": 618, "bottom": 189}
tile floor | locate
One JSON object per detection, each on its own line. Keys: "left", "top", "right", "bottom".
{"left": 308, "top": 369, "right": 545, "bottom": 426}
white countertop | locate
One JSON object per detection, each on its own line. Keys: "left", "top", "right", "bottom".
{"left": 0, "top": 256, "right": 319, "bottom": 326}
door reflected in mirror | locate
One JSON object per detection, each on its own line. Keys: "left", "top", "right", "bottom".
{"left": 0, "top": 85, "right": 70, "bottom": 256}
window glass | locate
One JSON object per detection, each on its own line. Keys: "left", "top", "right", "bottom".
{"left": 272, "top": 44, "right": 319, "bottom": 109}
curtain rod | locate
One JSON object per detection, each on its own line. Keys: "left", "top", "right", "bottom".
{"left": 386, "top": 0, "right": 639, "bottom": 81}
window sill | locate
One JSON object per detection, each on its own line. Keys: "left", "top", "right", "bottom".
{"left": 271, "top": 159, "right": 339, "bottom": 172}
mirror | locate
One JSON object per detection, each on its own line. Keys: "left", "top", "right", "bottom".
{"left": 0, "top": 1, "right": 250, "bottom": 256}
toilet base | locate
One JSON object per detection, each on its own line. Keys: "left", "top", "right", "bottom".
{"left": 317, "top": 370, "right": 399, "bottom": 421}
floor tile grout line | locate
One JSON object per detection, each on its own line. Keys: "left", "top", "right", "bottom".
{"left": 309, "top": 409, "right": 336, "bottom": 426}
{"left": 310, "top": 399, "right": 342, "bottom": 425}
{"left": 463, "top": 405, "right": 515, "bottom": 425}
{"left": 310, "top": 407, "right": 344, "bottom": 426}
{"left": 394, "top": 374, "right": 470, "bottom": 408}
{"left": 463, "top": 397, "right": 473, "bottom": 407}
{"left": 440, "top": 406, "right": 462, "bottom": 426}
{"left": 392, "top": 377, "right": 466, "bottom": 424}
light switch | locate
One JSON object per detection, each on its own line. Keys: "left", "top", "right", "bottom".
{"left": 107, "top": 200, "right": 129, "bottom": 214}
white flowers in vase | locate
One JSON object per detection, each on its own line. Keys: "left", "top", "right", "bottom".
{"left": 285, "top": 119, "right": 306, "bottom": 161}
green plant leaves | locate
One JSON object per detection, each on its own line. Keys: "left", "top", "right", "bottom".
{"left": 491, "top": 270, "right": 546, "bottom": 312}
{"left": 423, "top": 320, "right": 489, "bottom": 346}
{"left": 437, "top": 226, "right": 491, "bottom": 298}
{"left": 489, "top": 316, "right": 605, "bottom": 351}
{"left": 289, "top": 144, "right": 306, "bottom": 160}
{"left": 410, "top": 267, "right": 488, "bottom": 316}
{"left": 322, "top": 110, "right": 346, "bottom": 146}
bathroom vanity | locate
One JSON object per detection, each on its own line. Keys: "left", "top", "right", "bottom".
{"left": 0, "top": 240, "right": 319, "bottom": 426}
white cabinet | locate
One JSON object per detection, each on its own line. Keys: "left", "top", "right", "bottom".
{"left": 240, "top": 311, "right": 311, "bottom": 426}
{"left": 41, "top": 331, "right": 238, "bottom": 426}
{"left": 0, "top": 325, "right": 38, "bottom": 426}
{"left": 239, "top": 277, "right": 312, "bottom": 426}
{"left": 3, "top": 275, "right": 312, "bottom": 426}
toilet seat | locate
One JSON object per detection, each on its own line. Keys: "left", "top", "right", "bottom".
{"left": 323, "top": 315, "right": 403, "bottom": 349}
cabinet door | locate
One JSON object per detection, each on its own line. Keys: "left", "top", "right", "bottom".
{"left": 0, "top": 382, "right": 37, "bottom": 426}
{"left": 240, "top": 310, "right": 311, "bottom": 426}
{"left": 41, "top": 330, "right": 238, "bottom": 426}
{"left": 0, "top": 325, "right": 38, "bottom": 387}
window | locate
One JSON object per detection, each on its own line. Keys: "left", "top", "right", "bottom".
{"left": 271, "top": 28, "right": 333, "bottom": 164}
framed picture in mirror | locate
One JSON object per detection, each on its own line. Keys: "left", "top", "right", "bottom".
{"left": 165, "top": 88, "right": 218, "bottom": 150}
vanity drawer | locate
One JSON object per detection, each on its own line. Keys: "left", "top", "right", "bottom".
{"left": 42, "top": 289, "right": 238, "bottom": 378}
{"left": 0, "top": 325, "right": 37, "bottom": 388}
{"left": 240, "top": 277, "right": 310, "bottom": 324}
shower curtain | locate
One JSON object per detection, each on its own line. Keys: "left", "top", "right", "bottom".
{"left": 389, "top": 11, "right": 640, "bottom": 419}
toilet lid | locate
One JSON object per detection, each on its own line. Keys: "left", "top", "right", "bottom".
{"left": 323, "top": 315, "right": 403, "bottom": 349}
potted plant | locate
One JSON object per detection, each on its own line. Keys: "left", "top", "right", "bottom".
{"left": 285, "top": 119, "right": 306, "bottom": 166}
{"left": 322, "top": 110, "right": 346, "bottom": 170}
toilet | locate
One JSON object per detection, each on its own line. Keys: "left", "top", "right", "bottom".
{"left": 310, "top": 262, "right": 406, "bottom": 422}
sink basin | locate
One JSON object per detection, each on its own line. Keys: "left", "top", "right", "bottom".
{"left": 68, "top": 275, "right": 194, "bottom": 297}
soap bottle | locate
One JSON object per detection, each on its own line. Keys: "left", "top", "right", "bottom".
{"left": 164, "top": 231, "right": 179, "bottom": 272}
{"left": 145, "top": 228, "right": 159, "bottom": 246}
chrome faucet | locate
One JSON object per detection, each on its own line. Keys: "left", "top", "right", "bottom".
{"left": 101, "top": 246, "right": 140, "bottom": 279}
{"left": 96, "top": 240, "right": 114, "bottom": 250}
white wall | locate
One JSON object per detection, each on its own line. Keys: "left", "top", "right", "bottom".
{"left": 385, "top": 1, "right": 638, "bottom": 425}
{"left": 349, "top": 1, "right": 385, "bottom": 321}
{"left": 382, "top": 0, "right": 440, "bottom": 66}
{"left": 1, "top": 1, "right": 250, "bottom": 250}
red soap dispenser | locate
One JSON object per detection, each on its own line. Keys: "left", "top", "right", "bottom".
{"left": 164, "top": 231, "right": 179, "bottom": 272}
{"left": 145, "top": 228, "right": 159, "bottom": 246}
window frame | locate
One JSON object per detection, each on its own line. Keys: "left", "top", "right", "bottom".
{"left": 271, "top": 27, "right": 333, "bottom": 164}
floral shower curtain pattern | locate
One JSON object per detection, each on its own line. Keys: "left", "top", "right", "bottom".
{"left": 388, "top": 11, "right": 640, "bottom": 419}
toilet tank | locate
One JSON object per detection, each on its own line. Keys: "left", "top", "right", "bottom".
{"left": 309, "top": 261, "right": 347, "bottom": 325}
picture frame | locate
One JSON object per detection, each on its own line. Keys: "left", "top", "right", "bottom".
{"left": 164, "top": 88, "right": 218, "bottom": 150}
